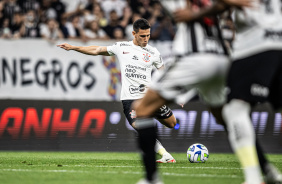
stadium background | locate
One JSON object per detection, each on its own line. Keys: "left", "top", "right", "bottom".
{"left": 0, "top": 0, "right": 281, "bottom": 153}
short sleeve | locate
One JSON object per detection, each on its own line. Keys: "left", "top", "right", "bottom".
{"left": 107, "top": 42, "right": 120, "bottom": 56}
{"left": 153, "top": 50, "right": 164, "bottom": 69}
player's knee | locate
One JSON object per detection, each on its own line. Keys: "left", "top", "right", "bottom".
{"left": 222, "top": 99, "right": 251, "bottom": 122}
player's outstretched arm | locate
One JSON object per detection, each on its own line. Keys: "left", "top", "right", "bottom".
{"left": 57, "top": 43, "right": 110, "bottom": 56}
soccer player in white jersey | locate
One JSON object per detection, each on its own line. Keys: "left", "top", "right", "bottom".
{"left": 57, "top": 18, "right": 176, "bottom": 184}
{"left": 216, "top": 0, "right": 282, "bottom": 183}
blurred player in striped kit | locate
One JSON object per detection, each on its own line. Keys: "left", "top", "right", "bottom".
{"left": 134, "top": 0, "right": 282, "bottom": 183}
{"left": 134, "top": 0, "right": 230, "bottom": 183}
{"left": 219, "top": 0, "right": 282, "bottom": 183}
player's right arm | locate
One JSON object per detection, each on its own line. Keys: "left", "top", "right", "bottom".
{"left": 57, "top": 43, "right": 110, "bottom": 56}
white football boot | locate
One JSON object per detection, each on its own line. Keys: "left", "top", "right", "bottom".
{"left": 156, "top": 152, "right": 176, "bottom": 163}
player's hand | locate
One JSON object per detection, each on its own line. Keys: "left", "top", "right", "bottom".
{"left": 57, "top": 43, "right": 73, "bottom": 51}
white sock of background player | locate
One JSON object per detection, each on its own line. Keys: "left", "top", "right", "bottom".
{"left": 222, "top": 99, "right": 263, "bottom": 184}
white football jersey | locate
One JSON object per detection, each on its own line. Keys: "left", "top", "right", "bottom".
{"left": 232, "top": 0, "right": 282, "bottom": 59}
{"left": 107, "top": 41, "right": 164, "bottom": 100}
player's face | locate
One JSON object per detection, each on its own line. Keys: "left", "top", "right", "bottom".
{"left": 133, "top": 29, "right": 150, "bottom": 47}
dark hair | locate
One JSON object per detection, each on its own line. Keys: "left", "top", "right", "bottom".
{"left": 133, "top": 18, "right": 150, "bottom": 33}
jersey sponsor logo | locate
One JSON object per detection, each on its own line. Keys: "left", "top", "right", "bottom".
{"left": 264, "top": 30, "right": 282, "bottom": 40}
{"left": 143, "top": 53, "right": 151, "bottom": 62}
{"left": 132, "top": 55, "right": 138, "bottom": 60}
{"left": 129, "top": 84, "right": 146, "bottom": 94}
{"left": 250, "top": 84, "right": 269, "bottom": 97}
{"left": 123, "top": 51, "right": 130, "bottom": 54}
{"left": 125, "top": 73, "right": 146, "bottom": 79}
{"left": 125, "top": 64, "right": 146, "bottom": 71}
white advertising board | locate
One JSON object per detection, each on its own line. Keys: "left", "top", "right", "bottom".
{"left": 0, "top": 39, "right": 173, "bottom": 100}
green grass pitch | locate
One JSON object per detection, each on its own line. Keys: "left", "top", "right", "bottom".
{"left": 0, "top": 151, "right": 281, "bottom": 184}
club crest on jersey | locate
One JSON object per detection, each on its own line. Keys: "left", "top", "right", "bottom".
{"left": 143, "top": 53, "right": 151, "bottom": 62}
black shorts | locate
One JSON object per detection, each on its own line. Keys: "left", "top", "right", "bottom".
{"left": 227, "top": 50, "right": 282, "bottom": 110}
{"left": 122, "top": 100, "right": 173, "bottom": 125}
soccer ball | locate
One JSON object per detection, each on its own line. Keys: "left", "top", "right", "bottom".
{"left": 187, "top": 143, "right": 209, "bottom": 163}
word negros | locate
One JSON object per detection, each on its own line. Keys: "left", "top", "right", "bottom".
{"left": 0, "top": 58, "right": 96, "bottom": 92}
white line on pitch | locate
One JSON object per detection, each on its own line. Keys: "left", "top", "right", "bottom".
{"left": 69, "top": 165, "right": 242, "bottom": 170}
{"left": 0, "top": 165, "right": 242, "bottom": 170}
{"left": 0, "top": 169, "right": 242, "bottom": 178}
{"left": 1, "top": 169, "right": 85, "bottom": 173}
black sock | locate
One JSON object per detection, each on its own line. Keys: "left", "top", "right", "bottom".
{"left": 256, "top": 138, "right": 268, "bottom": 174}
{"left": 137, "top": 126, "right": 157, "bottom": 181}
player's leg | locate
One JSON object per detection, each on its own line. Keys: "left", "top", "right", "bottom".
{"left": 256, "top": 137, "right": 282, "bottom": 184}
{"left": 122, "top": 99, "right": 174, "bottom": 166}
{"left": 132, "top": 92, "right": 167, "bottom": 183}
{"left": 122, "top": 100, "right": 160, "bottom": 183}
{"left": 210, "top": 106, "right": 281, "bottom": 184}
{"left": 154, "top": 105, "right": 177, "bottom": 163}
{"left": 262, "top": 52, "right": 282, "bottom": 184}
{"left": 209, "top": 105, "right": 276, "bottom": 183}
{"left": 223, "top": 99, "right": 263, "bottom": 184}
{"left": 135, "top": 118, "right": 161, "bottom": 184}
{"left": 133, "top": 89, "right": 176, "bottom": 164}
{"left": 221, "top": 53, "right": 275, "bottom": 184}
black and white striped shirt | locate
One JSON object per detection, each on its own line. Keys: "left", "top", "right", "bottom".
{"left": 160, "top": 0, "right": 228, "bottom": 56}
